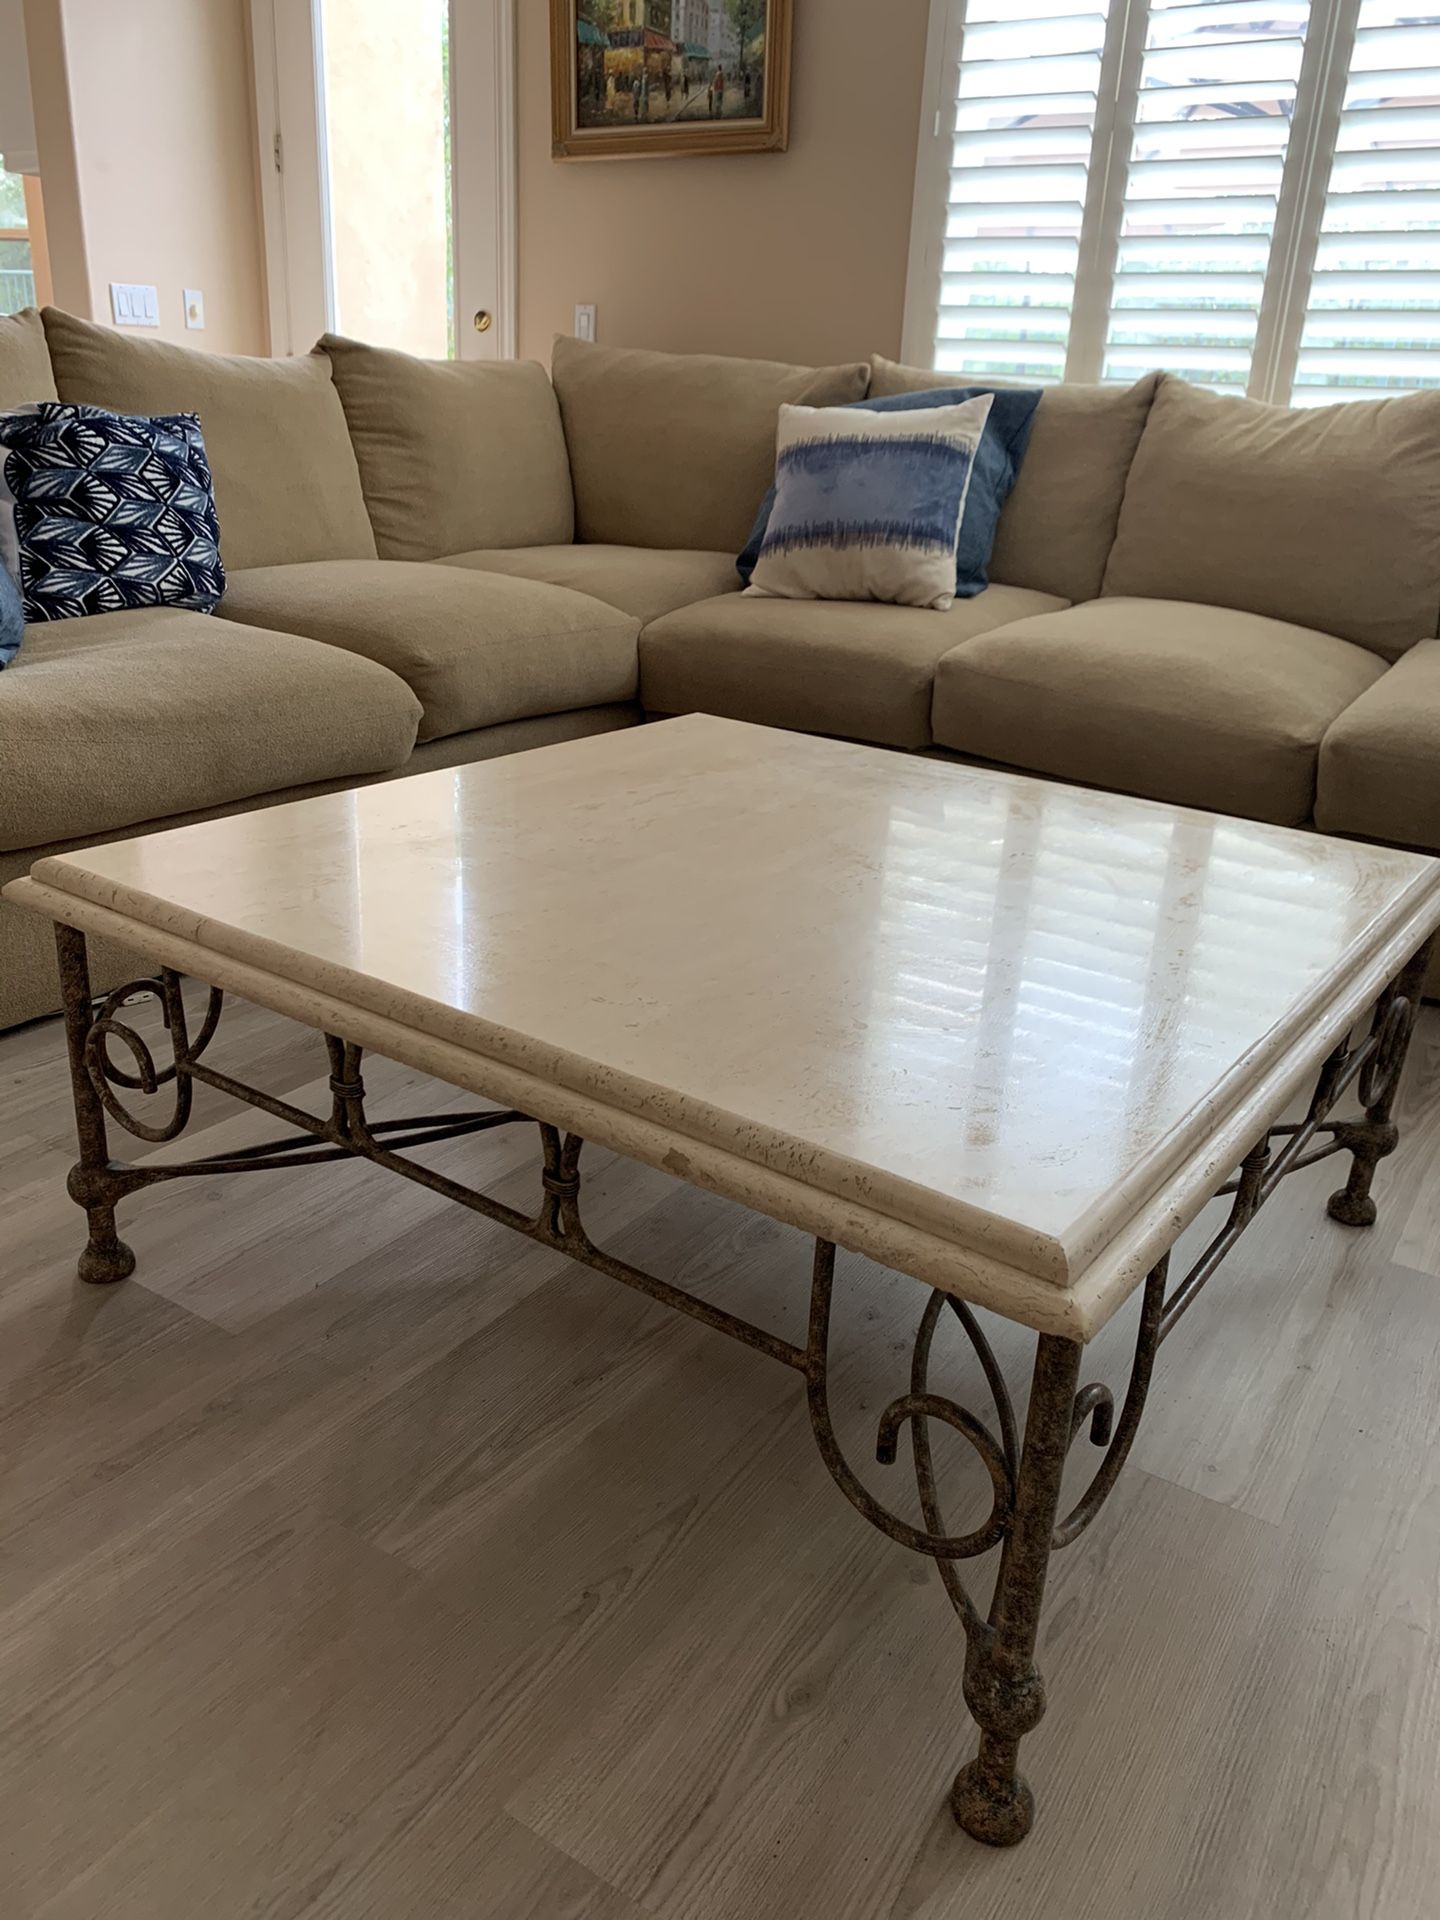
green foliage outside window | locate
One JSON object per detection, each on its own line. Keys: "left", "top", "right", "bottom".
{"left": 0, "top": 166, "right": 27, "bottom": 229}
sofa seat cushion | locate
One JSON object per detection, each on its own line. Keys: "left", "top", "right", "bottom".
{"left": 1317, "top": 642, "right": 1440, "bottom": 849}
{"left": 41, "top": 308, "right": 377, "bottom": 573}
{"left": 553, "top": 337, "right": 869, "bottom": 551}
{"left": 323, "top": 336, "right": 575, "bottom": 559}
{"left": 439, "top": 545, "right": 742, "bottom": 627}
{"left": 218, "top": 561, "right": 640, "bottom": 744}
{"left": 932, "top": 599, "right": 1387, "bottom": 827}
{"left": 0, "top": 308, "right": 57, "bottom": 408}
{"left": 0, "top": 607, "right": 421, "bottom": 853}
{"left": 640, "top": 584, "right": 1067, "bottom": 750}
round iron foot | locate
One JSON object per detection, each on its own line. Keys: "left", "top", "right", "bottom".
{"left": 950, "top": 1762, "right": 1035, "bottom": 1847}
{"left": 1327, "top": 1189, "right": 1378, "bottom": 1229}
{"left": 78, "top": 1238, "right": 137, "bottom": 1285}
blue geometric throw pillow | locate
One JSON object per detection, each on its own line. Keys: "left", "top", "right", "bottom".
{"left": 738, "top": 384, "right": 1043, "bottom": 597}
{"left": 0, "top": 554, "right": 22, "bottom": 667}
{"left": 0, "top": 402, "right": 224, "bottom": 624}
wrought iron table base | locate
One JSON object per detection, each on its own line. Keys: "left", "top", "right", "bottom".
{"left": 50, "top": 922, "right": 1432, "bottom": 1846}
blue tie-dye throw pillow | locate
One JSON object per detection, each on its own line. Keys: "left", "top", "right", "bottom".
{"left": 0, "top": 401, "right": 224, "bottom": 625}
{"left": 738, "top": 384, "right": 1042, "bottom": 596}
{"left": 0, "top": 554, "right": 21, "bottom": 667}
{"left": 745, "top": 396, "right": 994, "bottom": 612}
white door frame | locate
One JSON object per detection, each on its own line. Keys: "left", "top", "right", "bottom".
{"left": 900, "top": 0, "right": 963, "bottom": 370}
{"left": 248, "top": 0, "right": 517, "bottom": 359}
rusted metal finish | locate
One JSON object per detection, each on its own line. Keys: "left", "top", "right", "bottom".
{"left": 1326, "top": 938, "right": 1431, "bottom": 1227}
{"left": 1053, "top": 1259, "right": 1167, "bottom": 1551}
{"left": 82, "top": 971, "right": 224, "bottom": 1143}
{"left": 55, "top": 924, "right": 137, "bottom": 1285}
{"left": 49, "top": 926, "right": 1435, "bottom": 1849}
{"left": 951, "top": 1332, "right": 1083, "bottom": 1847}
{"left": 806, "top": 1241, "right": 1015, "bottom": 1563}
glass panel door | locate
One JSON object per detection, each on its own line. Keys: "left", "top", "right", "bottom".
{"left": 259, "top": 0, "right": 509, "bottom": 359}
{"left": 317, "top": 0, "right": 454, "bottom": 357}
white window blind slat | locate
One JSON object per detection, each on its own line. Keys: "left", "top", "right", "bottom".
{"left": 1134, "top": 78, "right": 1300, "bottom": 117}
{"left": 1114, "top": 231, "right": 1277, "bottom": 262}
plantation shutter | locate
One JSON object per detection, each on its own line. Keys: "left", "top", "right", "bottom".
{"left": 1099, "top": 0, "right": 1314, "bottom": 392}
{"left": 1288, "top": 0, "right": 1440, "bottom": 402}
{"left": 933, "top": 0, "right": 1115, "bottom": 383}
{"left": 913, "top": 0, "right": 1440, "bottom": 402}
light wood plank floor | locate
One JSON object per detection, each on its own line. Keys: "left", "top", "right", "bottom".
{"left": 3, "top": 988, "right": 1440, "bottom": 1919}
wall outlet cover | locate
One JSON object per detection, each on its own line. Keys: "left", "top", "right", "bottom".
{"left": 184, "top": 289, "right": 205, "bottom": 330}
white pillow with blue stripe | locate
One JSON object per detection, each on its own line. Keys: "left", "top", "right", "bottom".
{"left": 745, "top": 395, "right": 994, "bottom": 612}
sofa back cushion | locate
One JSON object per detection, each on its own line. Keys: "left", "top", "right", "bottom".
{"left": 323, "top": 335, "right": 575, "bottom": 559}
{"left": 552, "top": 337, "right": 869, "bottom": 551}
{"left": 1103, "top": 374, "right": 1440, "bottom": 657}
{"left": 868, "top": 356, "right": 1157, "bottom": 604}
{"left": 40, "top": 308, "right": 376, "bottom": 572}
{"left": 0, "top": 308, "right": 57, "bottom": 407}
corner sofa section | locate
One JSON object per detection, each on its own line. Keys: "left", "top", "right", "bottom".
{"left": 3, "top": 303, "right": 1440, "bottom": 1032}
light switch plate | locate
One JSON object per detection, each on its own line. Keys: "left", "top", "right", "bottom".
{"left": 110, "top": 283, "right": 160, "bottom": 328}
{"left": 574, "top": 304, "right": 597, "bottom": 343}
{"left": 184, "top": 289, "right": 205, "bottom": 330}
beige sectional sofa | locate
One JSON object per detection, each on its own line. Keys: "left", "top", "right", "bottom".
{"left": 2, "top": 305, "right": 1437, "bottom": 1030}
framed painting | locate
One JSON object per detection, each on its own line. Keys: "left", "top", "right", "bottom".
{"left": 551, "top": 1, "right": 793, "bottom": 160}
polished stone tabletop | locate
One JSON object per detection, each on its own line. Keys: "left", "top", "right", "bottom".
{"left": 18, "top": 716, "right": 1440, "bottom": 1324}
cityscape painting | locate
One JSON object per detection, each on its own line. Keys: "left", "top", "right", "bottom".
{"left": 551, "top": 0, "right": 792, "bottom": 159}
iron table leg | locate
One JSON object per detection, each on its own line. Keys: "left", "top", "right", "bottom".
{"left": 950, "top": 1333, "right": 1082, "bottom": 1845}
{"left": 55, "top": 923, "right": 137, "bottom": 1285}
{"left": 1327, "top": 939, "right": 1431, "bottom": 1227}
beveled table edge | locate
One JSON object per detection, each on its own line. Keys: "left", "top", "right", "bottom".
{"left": 4, "top": 875, "right": 1091, "bottom": 1339}
{"left": 1064, "top": 880, "right": 1440, "bottom": 1330}
{"left": 23, "top": 852, "right": 1076, "bottom": 1288}
{"left": 9, "top": 863, "right": 1438, "bottom": 1344}
{"left": 1058, "top": 854, "right": 1440, "bottom": 1278}
{"left": 25, "top": 807, "right": 1440, "bottom": 1293}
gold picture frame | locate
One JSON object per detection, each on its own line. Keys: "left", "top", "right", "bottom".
{"left": 551, "top": 2, "right": 793, "bottom": 160}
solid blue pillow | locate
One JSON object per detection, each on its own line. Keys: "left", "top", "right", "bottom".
{"left": 0, "top": 558, "right": 21, "bottom": 668}
{"left": 738, "top": 385, "right": 1042, "bottom": 597}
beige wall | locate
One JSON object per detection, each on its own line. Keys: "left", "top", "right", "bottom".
{"left": 24, "top": 0, "right": 267, "bottom": 354}
{"left": 517, "top": 0, "right": 932, "bottom": 367}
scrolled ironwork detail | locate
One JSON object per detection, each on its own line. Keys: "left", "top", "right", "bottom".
{"left": 82, "top": 971, "right": 224, "bottom": 1144}
{"left": 1069, "top": 1382, "right": 1114, "bottom": 1447}
{"left": 1358, "top": 992, "right": 1414, "bottom": 1111}
{"left": 1053, "top": 1258, "right": 1167, "bottom": 1549}
{"left": 803, "top": 1245, "right": 1018, "bottom": 1598}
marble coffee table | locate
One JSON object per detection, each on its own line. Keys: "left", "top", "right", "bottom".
{"left": 8, "top": 714, "right": 1440, "bottom": 1846}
